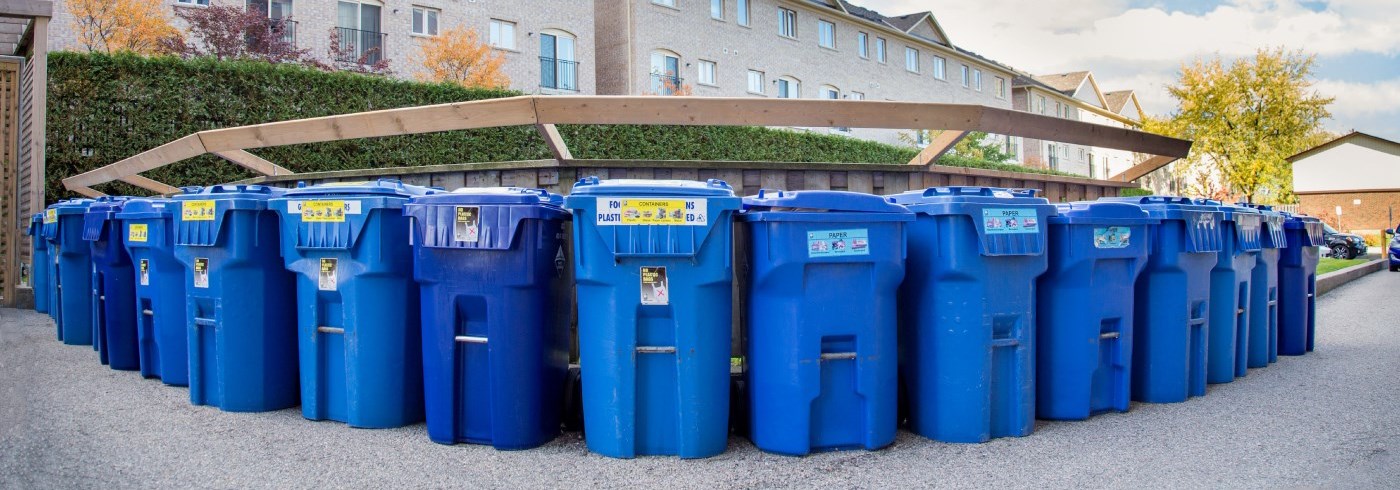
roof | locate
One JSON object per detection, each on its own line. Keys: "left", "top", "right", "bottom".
{"left": 830, "top": 1, "right": 951, "bottom": 46}
{"left": 1032, "top": 72, "right": 1091, "bottom": 96}
{"left": 838, "top": 0, "right": 885, "bottom": 24}
{"left": 1287, "top": 131, "right": 1400, "bottom": 163}
{"left": 1103, "top": 91, "right": 1134, "bottom": 112}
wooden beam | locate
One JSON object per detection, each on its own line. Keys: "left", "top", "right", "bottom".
{"left": 534, "top": 123, "right": 573, "bottom": 161}
{"left": 908, "top": 130, "right": 967, "bottom": 166}
{"left": 197, "top": 96, "right": 539, "bottom": 152}
{"left": 118, "top": 174, "right": 181, "bottom": 195}
{"left": 1112, "top": 155, "right": 1178, "bottom": 182}
{"left": 534, "top": 96, "right": 984, "bottom": 132}
{"left": 976, "top": 107, "right": 1190, "bottom": 158}
{"left": 63, "top": 134, "right": 206, "bottom": 190}
{"left": 0, "top": 0, "right": 53, "bottom": 18}
{"left": 70, "top": 186, "right": 104, "bottom": 198}
{"left": 211, "top": 149, "right": 292, "bottom": 176}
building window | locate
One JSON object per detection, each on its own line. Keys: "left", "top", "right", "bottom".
{"left": 336, "top": 1, "right": 384, "bottom": 64}
{"left": 650, "top": 50, "right": 682, "bottom": 95}
{"left": 652, "top": 0, "right": 676, "bottom": 7}
{"left": 904, "top": 47, "right": 919, "bottom": 73}
{"left": 737, "top": 0, "right": 750, "bottom": 26}
{"left": 747, "top": 70, "right": 765, "bottom": 94}
{"left": 995, "top": 77, "right": 1006, "bottom": 98}
{"left": 875, "top": 37, "right": 886, "bottom": 63}
{"left": 850, "top": 91, "right": 865, "bottom": 100}
{"left": 973, "top": 69, "right": 982, "bottom": 91}
{"left": 820, "top": 84, "right": 840, "bottom": 99}
{"left": 411, "top": 6, "right": 438, "bottom": 36}
{"left": 857, "top": 32, "right": 868, "bottom": 58}
{"left": 818, "top": 20, "right": 836, "bottom": 49}
{"left": 777, "top": 76, "right": 800, "bottom": 98}
{"left": 960, "top": 64, "right": 969, "bottom": 87}
{"left": 931, "top": 56, "right": 945, "bottom": 80}
{"left": 540, "top": 30, "right": 577, "bottom": 91}
{"left": 177, "top": 0, "right": 210, "bottom": 5}
{"left": 1048, "top": 143, "right": 1059, "bottom": 169}
{"left": 1037, "top": 95, "right": 1047, "bottom": 114}
{"left": 711, "top": 0, "right": 723, "bottom": 19}
{"left": 778, "top": 8, "right": 797, "bottom": 38}
{"left": 1079, "top": 148, "right": 1086, "bottom": 160}
{"left": 1055, "top": 101, "right": 1063, "bottom": 118}
{"left": 698, "top": 59, "right": 717, "bottom": 86}
{"left": 489, "top": 19, "right": 516, "bottom": 50}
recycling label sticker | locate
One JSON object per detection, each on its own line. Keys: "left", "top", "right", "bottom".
{"left": 1093, "top": 226, "right": 1131, "bottom": 249}
{"left": 44, "top": 209, "right": 57, "bottom": 224}
{"left": 319, "top": 258, "right": 337, "bottom": 291}
{"left": 182, "top": 201, "right": 216, "bottom": 221}
{"left": 807, "top": 229, "right": 870, "bottom": 257}
{"left": 287, "top": 200, "right": 360, "bottom": 223}
{"left": 128, "top": 223, "right": 149, "bottom": 243}
{"left": 139, "top": 259, "right": 150, "bottom": 286}
{"left": 193, "top": 258, "right": 209, "bottom": 288}
{"left": 597, "top": 198, "right": 707, "bottom": 226}
{"left": 641, "top": 266, "right": 669, "bottom": 306}
{"left": 982, "top": 208, "right": 1040, "bottom": 235}
{"left": 454, "top": 206, "right": 480, "bottom": 243}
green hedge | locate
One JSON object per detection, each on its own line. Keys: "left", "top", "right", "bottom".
{"left": 47, "top": 52, "right": 1058, "bottom": 199}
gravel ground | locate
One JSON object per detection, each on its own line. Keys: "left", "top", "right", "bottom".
{"left": 2, "top": 272, "right": 1398, "bottom": 489}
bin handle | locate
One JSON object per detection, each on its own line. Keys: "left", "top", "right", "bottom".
{"left": 919, "top": 186, "right": 1038, "bottom": 198}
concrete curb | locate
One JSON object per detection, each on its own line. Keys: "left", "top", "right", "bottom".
{"left": 1318, "top": 258, "right": 1385, "bottom": 296}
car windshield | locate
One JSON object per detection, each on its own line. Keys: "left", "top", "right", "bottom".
{"left": 1323, "top": 223, "right": 1340, "bottom": 234}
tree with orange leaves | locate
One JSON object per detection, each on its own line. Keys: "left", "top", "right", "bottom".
{"left": 416, "top": 26, "right": 509, "bottom": 89}
{"left": 69, "top": 0, "right": 179, "bottom": 55}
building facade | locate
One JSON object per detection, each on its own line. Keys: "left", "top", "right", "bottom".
{"left": 1291, "top": 131, "right": 1400, "bottom": 233}
{"left": 594, "top": 0, "right": 1017, "bottom": 146}
{"left": 46, "top": 0, "right": 597, "bottom": 95}
{"left": 1012, "top": 71, "right": 1149, "bottom": 180}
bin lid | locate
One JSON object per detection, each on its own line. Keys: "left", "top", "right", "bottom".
{"left": 1191, "top": 199, "right": 1261, "bottom": 222}
{"left": 284, "top": 179, "right": 437, "bottom": 198}
{"left": 887, "top": 186, "right": 1048, "bottom": 209}
{"left": 170, "top": 184, "right": 285, "bottom": 202}
{"left": 411, "top": 187, "right": 564, "bottom": 207}
{"left": 1097, "top": 195, "right": 1222, "bottom": 218}
{"left": 568, "top": 176, "right": 735, "bottom": 197}
{"left": 1239, "top": 203, "right": 1287, "bottom": 249}
{"left": 115, "top": 198, "right": 173, "bottom": 220}
{"left": 49, "top": 198, "right": 94, "bottom": 217}
{"left": 739, "top": 189, "right": 913, "bottom": 222}
{"left": 1281, "top": 212, "right": 1326, "bottom": 246}
{"left": 26, "top": 213, "right": 41, "bottom": 236}
{"left": 83, "top": 197, "right": 130, "bottom": 241}
{"left": 1048, "top": 201, "right": 1155, "bottom": 225}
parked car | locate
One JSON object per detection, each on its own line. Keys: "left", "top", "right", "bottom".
{"left": 1387, "top": 227, "right": 1400, "bottom": 272}
{"left": 1322, "top": 223, "right": 1367, "bottom": 260}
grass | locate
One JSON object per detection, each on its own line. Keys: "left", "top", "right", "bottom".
{"left": 1317, "top": 257, "right": 1370, "bottom": 275}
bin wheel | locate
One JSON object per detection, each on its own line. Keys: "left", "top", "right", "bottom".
{"left": 561, "top": 366, "right": 585, "bottom": 433}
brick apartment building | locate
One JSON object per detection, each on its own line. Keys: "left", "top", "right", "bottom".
{"left": 1291, "top": 131, "right": 1400, "bottom": 234}
{"left": 46, "top": 0, "right": 597, "bottom": 95}
{"left": 43, "top": 0, "right": 1169, "bottom": 183}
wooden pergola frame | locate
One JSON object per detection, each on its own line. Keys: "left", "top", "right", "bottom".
{"left": 63, "top": 95, "right": 1190, "bottom": 197}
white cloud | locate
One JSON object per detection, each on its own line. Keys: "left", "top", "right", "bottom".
{"left": 1314, "top": 78, "right": 1400, "bottom": 118}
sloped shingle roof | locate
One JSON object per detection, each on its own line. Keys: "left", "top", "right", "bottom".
{"left": 1103, "top": 90, "right": 1134, "bottom": 113}
{"left": 1032, "top": 72, "right": 1091, "bottom": 96}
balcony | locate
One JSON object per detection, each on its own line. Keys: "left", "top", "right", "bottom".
{"left": 540, "top": 57, "right": 579, "bottom": 92}
{"left": 334, "top": 27, "right": 386, "bottom": 65}
{"left": 650, "top": 73, "right": 682, "bottom": 96}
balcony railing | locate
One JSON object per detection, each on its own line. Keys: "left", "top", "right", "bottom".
{"left": 335, "top": 27, "right": 386, "bottom": 65}
{"left": 246, "top": 18, "right": 298, "bottom": 55}
{"left": 540, "top": 57, "right": 579, "bottom": 91}
{"left": 650, "top": 73, "right": 683, "bottom": 95}
{"left": 271, "top": 18, "right": 297, "bottom": 47}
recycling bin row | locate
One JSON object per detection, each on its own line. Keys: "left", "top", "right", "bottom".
{"left": 30, "top": 178, "right": 1327, "bottom": 461}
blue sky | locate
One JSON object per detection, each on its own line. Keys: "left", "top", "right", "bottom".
{"left": 862, "top": 0, "right": 1400, "bottom": 142}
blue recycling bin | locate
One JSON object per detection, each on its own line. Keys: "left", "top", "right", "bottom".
{"left": 738, "top": 190, "right": 912, "bottom": 456}
{"left": 566, "top": 177, "right": 741, "bottom": 459}
{"left": 405, "top": 187, "right": 571, "bottom": 449}
{"left": 84, "top": 197, "right": 140, "bottom": 370}
{"left": 1279, "top": 213, "right": 1323, "bottom": 356}
{"left": 890, "top": 187, "right": 1057, "bottom": 443}
{"left": 1242, "top": 204, "right": 1287, "bottom": 367}
{"left": 28, "top": 213, "right": 50, "bottom": 314}
{"left": 270, "top": 180, "right": 431, "bottom": 428}
{"left": 172, "top": 185, "right": 299, "bottom": 412}
{"left": 118, "top": 198, "right": 190, "bottom": 385}
{"left": 1036, "top": 201, "right": 1155, "bottom": 420}
{"left": 1193, "top": 200, "right": 1261, "bottom": 383}
{"left": 1099, "top": 196, "right": 1221, "bottom": 403}
{"left": 43, "top": 200, "right": 96, "bottom": 345}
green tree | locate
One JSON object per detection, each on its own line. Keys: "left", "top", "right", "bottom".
{"left": 899, "top": 130, "right": 1014, "bottom": 162}
{"left": 1151, "top": 47, "right": 1333, "bottom": 203}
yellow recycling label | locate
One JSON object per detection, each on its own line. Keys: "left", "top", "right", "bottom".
{"left": 44, "top": 209, "right": 57, "bottom": 224}
{"left": 596, "top": 198, "right": 708, "bottom": 226}
{"left": 182, "top": 201, "right": 216, "bottom": 221}
{"left": 299, "top": 200, "right": 347, "bottom": 223}
{"left": 128, "top": 223, "right": 149, "bottom": 243}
